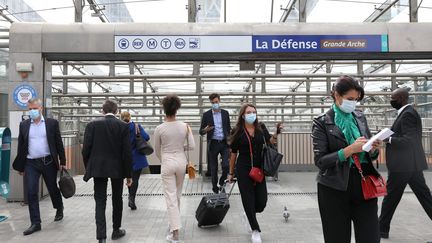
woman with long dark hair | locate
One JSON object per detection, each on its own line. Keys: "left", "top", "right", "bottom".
{"left": 227, "top": 104, "right": 282, "bottom": 243}
{"left": 312, "top": 75, "right": 382, "bottom": 243}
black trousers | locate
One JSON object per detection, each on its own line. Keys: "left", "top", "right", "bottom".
{"left": 94, "top": 177, "right": 124, "bottom": 240}
{"left": 236, "top": 163, "right": 268, "bottom": 232}
{"left": 318, "top": 167, "right": 380, "bottom": 243}
{"left": 208, "top": 140, "right": 229, "bottom": 191}
{"left": 379, "top": 171, "right": 432, "bottom": 234}
{"left": 128, "top": 169, "right": 142, "bottom": 197}
{"left": 24, "top": 157, "right": 63, "bottom": 225}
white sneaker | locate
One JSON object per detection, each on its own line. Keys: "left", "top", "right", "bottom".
{"left": 166, "top": 233, "right": 180, "bottom": 243}
{"left": 166, "top": 233, "right": 173, "bottom": 242}
{"left": 242, "top": 212, "right": 252, "bottom": 233}
{"left": 251, "top": 230, "right": 262, "bottom": 243}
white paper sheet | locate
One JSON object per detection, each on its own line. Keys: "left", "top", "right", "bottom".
{"left": 362, "top": 128, "right": 394, "bottom": 152}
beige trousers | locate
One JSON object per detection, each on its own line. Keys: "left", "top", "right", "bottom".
{"left": 161, "top": 152, "right": 187, "bottom": 232}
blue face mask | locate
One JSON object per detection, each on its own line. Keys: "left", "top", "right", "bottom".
{"left": 339, "top": 99, "right": 357, "bottom": 113}
{"left": 29, "top": 109, "right": 40, "bottom": 120}
{"left": 244, "top": 113, "right": 257, "bottom": 124}
{"left": 212, "top": 103, "right": 220, "bottom": 110}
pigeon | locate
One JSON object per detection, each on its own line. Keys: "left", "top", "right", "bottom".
{"left": 283, "top": 206, "right": 290, "bottom": 222}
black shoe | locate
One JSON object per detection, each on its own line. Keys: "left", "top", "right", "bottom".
{"left": 54, "top": 208, "right": 64, "bottom": 221}
{"left": 380, "top": 232, "right": 389, "bottom": 239}
{"left": 212, "top": 188, "right": 219, "bottom": 194}
{"left": 23, "top": 224, "right": 41, "bottom": 236}
{"left": 112, "top": 229, "right": 126, "bottom": 240}
{"left": 205, "top": 171, "right": 211, "bottom": 177}
{"left": 98, "top": 239, "right": 106, "bottom": 243}
{"left": 128, "top": 196, "right": 137, "bottom": 210}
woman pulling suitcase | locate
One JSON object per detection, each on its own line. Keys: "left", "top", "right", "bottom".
{"left": 227, "top": 103, "right": 282, "bottom": 243}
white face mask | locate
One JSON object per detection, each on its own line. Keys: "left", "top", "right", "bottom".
{"left": 339, "top": 99, "right": 357, "bottom": 113}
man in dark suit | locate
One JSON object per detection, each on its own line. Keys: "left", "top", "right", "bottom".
{"left": 379, "top": 88, "right": 432, "bottom": 238}
{"left": 82, "top": 100, "right": 133, "bottom": 243}
{"left": 199, "top": 93, "right": 231, "bottom": 193}
{"left": 13, "top": 98, "right": 66, "bottom": 236}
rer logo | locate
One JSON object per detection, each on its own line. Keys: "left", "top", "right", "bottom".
{"left": 189, "top": 38, "right": 200, "bottom": 49}
{"left": 146, "top": 38, "right": 158, "bottom": 49}
{"left": 132, "top": 38, "right": 144, "bottom": 49}
{"left": 175, "top": 38, "right": 186, "bottom": 49}
{"left": 161, "top": 38, "right": 172, "bottom": 49}
{"left": 118, "top": 38, "right": 129, "bottom": 49}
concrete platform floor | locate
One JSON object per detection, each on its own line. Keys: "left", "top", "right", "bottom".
{"left": 1, "top": 172, "right": 432, "bottom": 243}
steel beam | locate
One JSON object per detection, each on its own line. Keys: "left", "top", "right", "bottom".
{"left": 391, "top": 61, "right": 397, "bottom": 90}
{"left": 298, "top": 0, "right": 307, "bottom": 22}
{"left": 51, "top": 91, "right": 432, "bottom": 97}
{"left": 188, "top": 0, "right": 197, "bottom": 23}
{"left": 51, "top": 73, "right": 432, "bottom": 80}
{"left": 280, "top": 0, "right": 297, "bottom": 22}
{"left": 74, "top": 0, "right": 84, "bottom": 23}
{"left": 129, "top": 62, "right": 134, "bottom": 94}
{"left": 409, "top": 0, "right": 419, "bottom": 22}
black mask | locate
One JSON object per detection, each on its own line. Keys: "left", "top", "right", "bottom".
{"left": 390, "top": 100, "right": 403, "bottom": 110}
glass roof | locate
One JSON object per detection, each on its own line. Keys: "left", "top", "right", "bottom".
{"left": 0, "top": 0, "right": 430, "bottom": 25}
{"left": 2, "top": 0, "right": 432, "bottom": 130}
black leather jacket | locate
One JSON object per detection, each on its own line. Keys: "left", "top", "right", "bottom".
{"left": 311, "top": 108, "right": 380, "bottom": 191}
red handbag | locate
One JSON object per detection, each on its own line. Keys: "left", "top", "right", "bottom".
{"left": 244, "top": 127, "right": 264, "bottom": 184}
{"left": 353, "top": 154, "right": 387, "bottom": 200}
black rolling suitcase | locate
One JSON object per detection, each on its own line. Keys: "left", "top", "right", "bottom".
{"left": 195, "top": 180, "right": 236, "bottom": 227}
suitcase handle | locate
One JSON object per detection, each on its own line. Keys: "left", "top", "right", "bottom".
{"left": 223, "top": 179, "right": 237, "bottom": 199}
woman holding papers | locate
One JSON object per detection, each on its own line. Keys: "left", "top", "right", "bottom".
{"left": 311, "top": 75, "right": 382, "bottom": 243}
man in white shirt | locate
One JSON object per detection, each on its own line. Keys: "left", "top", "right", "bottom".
{"left": 13, "top": 98, "right": 66, "bottom": 236}
{"left": 199, "top": 93, "right": 231, "bottom": 193}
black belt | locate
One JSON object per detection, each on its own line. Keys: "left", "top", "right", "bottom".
{"left": 211, "top": 139, "right": 226, "bottom": 143}
{"left": 28, "top": 155, "right": 53, "bottom": 165}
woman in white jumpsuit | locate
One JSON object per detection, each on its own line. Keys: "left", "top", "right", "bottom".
{"left": 154, "top": 95, "right": 195, "bottom": 243}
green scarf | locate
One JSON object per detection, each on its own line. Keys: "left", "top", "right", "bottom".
{"left": 333, "top": 104, "right": 367, "bottom": 165}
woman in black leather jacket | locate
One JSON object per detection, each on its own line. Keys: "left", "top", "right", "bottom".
{"left": 312, "top": 75, "right": 382, "bottom": 243}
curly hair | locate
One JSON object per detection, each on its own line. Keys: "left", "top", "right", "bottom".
{"left": 162, "top": 94, "right": 181, "bottom": 116}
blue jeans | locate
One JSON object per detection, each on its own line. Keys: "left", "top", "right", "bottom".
{"left": 24, "top": 157, "right": 63, "bottom": 225}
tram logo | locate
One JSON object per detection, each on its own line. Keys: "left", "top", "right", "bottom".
{"left": 118, "top": 38, "right": 129, "bottom": 49}
{"left": 161, "top": 38, "right": 172, "bottom": 49}
{"left": 132, "top": 38, "right": 144, "bottom": 49}
{"left": 189, "top": 38, "right": 200, "bottom": 49}
{"left": 175, "top": 38, "right": 186, "bottom": 49}
{"left": 146, "top": 38, "right": 158, "bottom": 49}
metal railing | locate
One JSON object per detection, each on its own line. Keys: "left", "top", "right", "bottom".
{"left": 197, "top": 131, "right": 432, "bottom": 172}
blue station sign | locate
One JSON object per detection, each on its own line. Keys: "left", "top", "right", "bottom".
{"left": 252, "top": 35, "right": 388, "bottom": 52}
{"left": 115, "top": 35, "right": 388, "bottom": 53}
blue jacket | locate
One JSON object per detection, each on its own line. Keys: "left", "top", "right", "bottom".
{"left": 128, "top": 122, "right": 150, "bottom": 171}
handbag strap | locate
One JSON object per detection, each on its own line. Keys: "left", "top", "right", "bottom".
{"left": 243, "top": 127, "right": 254, "bottom": 167}
{"left": 352, "top": 154, "right": 365, "bottom": 179}
{"left": 185, "top": 123, "right": 190, "bottom": 162}
{"left": 135, "top": 123, "right": 140, "bottom": 136}
{"left": 61, "top": 168, "right": 69, "bottom": 177}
